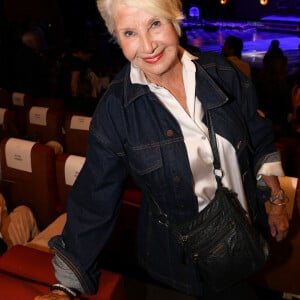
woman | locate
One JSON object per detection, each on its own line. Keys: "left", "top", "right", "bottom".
{"left": 35, "top": 0, "right": 289, "bottom": 299}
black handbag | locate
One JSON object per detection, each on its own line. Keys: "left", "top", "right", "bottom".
{"left": 170, "top": 112, "right": 269, "bottom": 292}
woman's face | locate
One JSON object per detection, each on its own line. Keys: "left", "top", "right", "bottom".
{"left": 113, "top": 4, "right": 180, "bottom": 82}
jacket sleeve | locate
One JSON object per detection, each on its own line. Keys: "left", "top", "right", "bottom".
{"left": 236, "top": 73, "right": 284, "bottom": 176}
{"left": 49, "top": 94, "right": 129, "bottom": 294}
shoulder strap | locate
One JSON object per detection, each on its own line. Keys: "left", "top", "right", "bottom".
{"left": 206, "top": 111, "right": 223, "bottom": 187}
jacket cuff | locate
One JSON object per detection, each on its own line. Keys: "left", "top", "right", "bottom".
{"left": 256, "top": 151, "right": 285, "bottom": 186}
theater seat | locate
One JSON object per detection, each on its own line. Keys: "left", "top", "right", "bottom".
{"left": 26, "top": 106, "right": 65, "bottom": 144}
{"left": 0, "top": 107, "right": 17, "bottom": 139}
{"left": 0, "top": 245, "right": 125, "bottom": 300}
{"left": 55, "top": 153, "right": 86, "bottom": 213}
{"left": 0, "top": 137, "right": 59, "bottom": 229}
{"left": 64, "top": 113, "right": 91, "bottom": 156}
{"left": 11, "top": 92, "right": 34, "bottom": 136}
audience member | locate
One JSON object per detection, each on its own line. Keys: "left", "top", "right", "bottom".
{"left": 263, "top": 39, "right": 285, "bottom": 67}
{"left": 222, "top": 35, "right": 251, "bottom": 79}
{"left": 180, "top": 28, "right": 201, "bottom": 56}
{"left": 56, "top": 39, "right": 101, "bottom": 113}
{"left": 12, "top": 27, "right": 51, "bottom": 97}
{"left": 0, "top": 194, "right": 39, "bottom": 255}
{"left": 254, "top": 39, "right": 290, "bottom": 136}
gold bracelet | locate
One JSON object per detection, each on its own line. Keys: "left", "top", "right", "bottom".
{"left": 269, "top": 189, "right": 289, "bottom": 206}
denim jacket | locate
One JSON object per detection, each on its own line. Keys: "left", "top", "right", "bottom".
{"left": 49, "top": 52, "right": 278, "bottom": 297}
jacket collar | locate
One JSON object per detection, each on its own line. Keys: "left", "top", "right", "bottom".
{"left": 194, "top": 59, "right": 229, "bottom": 110}
{"left": 118, "top": 54, "right": 229, "bottom": 110}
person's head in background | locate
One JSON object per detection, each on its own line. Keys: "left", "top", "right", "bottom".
{"left": 21, "top": 30, "right": 44, "bottom": 54}
{"left": 269, "top": 39, "right": 280, "bottom": 50}
{"left": 222, "top": 35, "right": 243, "bottom": 59}
{"left": 68, "top": 39, "right": 94, "bottom": 62}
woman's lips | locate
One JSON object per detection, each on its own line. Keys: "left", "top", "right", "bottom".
{"left": 143, "top": 52, "right": 163, "bottom": 64}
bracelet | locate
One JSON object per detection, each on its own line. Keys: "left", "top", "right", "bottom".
{"left": 269, "top": 189, "right": 289, "bottom": 206}
{"left": 50, "top": 283, "right": 77, "bottom": 299}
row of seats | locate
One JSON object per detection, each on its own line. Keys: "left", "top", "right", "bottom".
{"left": 0, "top": 88, "right": 94, "bottom": 155}
{"left": 0, "top": 136, "right": 141, "bottom": 229}
{"left": 0, "top": 104, "right": 91, "bottom": 156}
{"left": 0, "top": 137, "right": 86, "bottom": 229}
{"left": 0, "top": 136, "right": 141, "bottom": 299}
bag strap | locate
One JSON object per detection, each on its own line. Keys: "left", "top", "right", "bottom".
{"left": 206, "top": 111, "right": 223, "bottom": 187}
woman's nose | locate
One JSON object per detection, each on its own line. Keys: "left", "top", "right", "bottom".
{"left": 140, "top": 34, "right": 157, "bottom": 53}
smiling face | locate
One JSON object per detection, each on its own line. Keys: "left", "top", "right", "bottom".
{"left": 113, "top": 4, "right": 180, "bottom": 83}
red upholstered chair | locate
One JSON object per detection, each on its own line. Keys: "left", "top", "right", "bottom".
{"left": 0, "top": 137, "right": 59, "bottom": 229}
{"left": 10, "top": 92, "right": 34, "bottom": 136}
{"left": 0, "top": 107, "right": 17, "bottom": 139}
{"left": 0, "top": 245, "right": 125, "bottom": 300}
{"left": 55, "top": 153, "right": 86, "bottom": 213}
{"left": 26, "top": 106, "right": 65, "bottom": 144}
{"left": 64, "top": 113, "right": 91, "bottom": 156}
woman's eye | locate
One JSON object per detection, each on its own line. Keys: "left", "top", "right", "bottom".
{"left": 151, "top": 20, "right": 161, "bottom": 28}
{"left": 124, "top": 31, "right": 134, "bottom": 37}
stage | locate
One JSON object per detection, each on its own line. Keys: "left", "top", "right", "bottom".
{"left": 184, "top": 15, "right": 300, "bottom": 74}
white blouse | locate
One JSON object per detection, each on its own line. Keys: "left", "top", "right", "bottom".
{"left": 130, "top": 51, "right": 284, "bottom": 213}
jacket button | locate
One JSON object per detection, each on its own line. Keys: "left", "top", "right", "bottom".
{"left": 166, "top": 129, "right": 174, "bottom": 137}
{"left": 173, "top": 176, "right": 181, "bottom": 184}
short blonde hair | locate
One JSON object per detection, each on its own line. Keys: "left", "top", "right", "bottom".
{"left": 97, "top": 0, "right": 184, "bottom": 36}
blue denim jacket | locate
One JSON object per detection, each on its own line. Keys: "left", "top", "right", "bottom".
{"left": 49, "top": 52, "right": 278, "bottom": 297}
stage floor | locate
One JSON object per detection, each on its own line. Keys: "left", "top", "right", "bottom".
{"left": 186, "top": 24, "right": 300, "bottom": 74}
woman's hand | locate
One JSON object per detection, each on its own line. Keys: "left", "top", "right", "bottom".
{"left": 268, "top": 202, "right": 289, "bottom": 242}
{"left": 262, "top": 175, "right": 290, "bottom": 242}
{"left": 34, "top": 290, "right": 70, "bottom": 300}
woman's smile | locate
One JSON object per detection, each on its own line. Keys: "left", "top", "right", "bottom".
{"left": 143, "top": 52, "right": 164, "bottom": 64}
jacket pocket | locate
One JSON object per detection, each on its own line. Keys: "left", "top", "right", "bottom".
{"left": 125, "top": 143, "right": 162, "bottom": 175}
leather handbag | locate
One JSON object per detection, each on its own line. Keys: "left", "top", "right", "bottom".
{"left": 170, "top": 112, "right": 269, "bottom": 292}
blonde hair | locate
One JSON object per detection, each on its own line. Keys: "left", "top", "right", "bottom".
{"left": 97, "top": 0, "right": 184, "bottom": 36}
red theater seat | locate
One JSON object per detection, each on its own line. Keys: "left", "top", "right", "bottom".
{"left": 26, "top": 106, "right": 65, "bottom": 144}
{"left": 0, "top": 137, "right": 59, "bottom": 229}
{"left": 64, "top": 113, "right": 91, "bottom": 156}
{"left": 0, "top": 245, "right": 125, "bottom": 300}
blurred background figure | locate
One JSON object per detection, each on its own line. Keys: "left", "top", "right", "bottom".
{"left": 222, "top": 35, "right": 251, "bottom": 79}
{"left": 13, "top": 25, "right": 51, "bottom": 97}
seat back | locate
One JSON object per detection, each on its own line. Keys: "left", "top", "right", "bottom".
{"left": 0, "top": 138, "right": 59, "bottom": 229}
{"left": 64, "top": 113, "right": 91, "bottom": 156}
{"left": 0, "top": 108, "right": 17, "bottom": 139}
{"left": 55, "top": 153, "right": 86, "bottom": 213}
{"left": 26, "top": 106, "right": 64, "bottom": 144}
{"left": 11, "top": 92, "right": 34, "bottom": 136}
